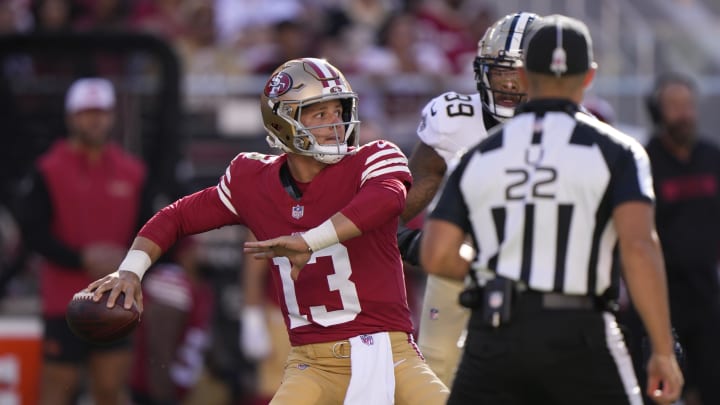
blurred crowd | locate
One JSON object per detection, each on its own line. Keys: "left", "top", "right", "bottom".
{"left": 0, "top": 0, "right": 494, "bottom": 78}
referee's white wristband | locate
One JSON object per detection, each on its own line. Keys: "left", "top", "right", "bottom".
{"left": 301, "top": 219, "right": 339, "bottom": 252}
{"left": 118, "top": 249, "right": 152, "bottom": 281}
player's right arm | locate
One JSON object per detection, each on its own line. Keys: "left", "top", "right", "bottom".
{"left": 88, "top": 153, "right": 258, "bottom": 310}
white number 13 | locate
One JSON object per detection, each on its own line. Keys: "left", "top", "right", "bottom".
{"left": 273, "top": 244, "right": 361, "bottom": 329}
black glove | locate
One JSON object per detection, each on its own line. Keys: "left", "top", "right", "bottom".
{"left": 397, "top": 225, "right": 422, "bottom": 266}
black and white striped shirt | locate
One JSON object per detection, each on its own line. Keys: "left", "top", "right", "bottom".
{"left": 430, "top": 99, "right": 654, "bottom": 296}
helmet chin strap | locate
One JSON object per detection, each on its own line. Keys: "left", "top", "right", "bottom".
{"left": 266, "top": 133, "right": 348, "bottom": 164}
{"left": 492, "top": 104, "right": 515, "bottom": 122}
{"left": 312, "top": 144, "right": 347, "bottom": 164}
{"left": 265, "top": 134, "right": 293, "bottom": 153}
{"left": 483, "top": 86, "right": 518, "bottom": 122}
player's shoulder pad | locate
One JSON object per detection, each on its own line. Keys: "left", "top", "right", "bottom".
{"left": 235, "top": 151, "right": 280, "bottom": 165}
{"left": 417, "top": 91, "right": 482, "bottom": 143}
{"left": 354, "top": 140, "right": 410, "bottom": 185}
{"left": 227, "top": 151, "right": 280, "bottom": 174}
{"left": 356, "top": 140, "right": 408, "bottom": 162}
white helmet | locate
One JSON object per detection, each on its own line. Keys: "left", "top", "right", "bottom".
{"left": 474, "top": 12, "right": 539, "bottom": 122}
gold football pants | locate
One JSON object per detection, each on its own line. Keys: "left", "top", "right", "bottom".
{"left": 270, "top": 331, "right": 449, "bottom": 404}
{"left": 417, "top": 274, "right": 470, "bottom": 387}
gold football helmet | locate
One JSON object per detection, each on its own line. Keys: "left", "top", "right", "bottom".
{"left": 474, "top": 12, "right": 539, "bottom": 122}
{"left": 260, "top": 58, "right": 360, "bottom": 164}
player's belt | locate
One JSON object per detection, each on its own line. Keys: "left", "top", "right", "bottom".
{"left": 295, "top": 339, "right": 352, "bottom": 359}
{"left": 520, "top": 290, "right": 597, "bottom": 310}
{"left": 293, "top": 332, "right": 411, "bottom": 359}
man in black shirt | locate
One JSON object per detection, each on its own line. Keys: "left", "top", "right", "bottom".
{"left": 628, "top": 72, "right": 720, "bottom": 405}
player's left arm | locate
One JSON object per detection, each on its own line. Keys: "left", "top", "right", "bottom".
{"left": 401, "top": 141, "right": 447, "bottom": 223}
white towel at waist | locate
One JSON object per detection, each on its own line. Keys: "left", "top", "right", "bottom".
{"left": 344, "top": 331, "right": 395, "bottom": 405}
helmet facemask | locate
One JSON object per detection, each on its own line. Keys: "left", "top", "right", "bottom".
{"left": 267, "top": 94, "right": 360, "bottom": 164}
{"left": 262, "top": 58, "right": 361, "bottom": 164}
{"left": 474, "top": 56, "right": 527, "bottom": 122}
{"left": 475, "top": 12, "right": 538, "bottom": 122}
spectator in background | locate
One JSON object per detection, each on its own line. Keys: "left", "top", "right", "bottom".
{"left": 626, "top": 72, "right": 720, "bottom": 405}
{"left": 30, "top": 0, "right": 75, "bottom": 33}
{"left": 352, "top": 10, "right": 452, "bottom": 150}
{"left": 175, "top": 0, "right": 247, "bottom": 76}
{"left": 14, "top": 78, "right": 149, "bottom": 405}
{"left": 213, "top": 0, "right": 303, "bottom": 47}
{"left": 74, "top": 0, "right": 130, "bottom": 31}
{"left": 414, "top": 0, "right": 490, "bottom": 74}
{"left": 130, "top": 236, "right": 215, "bottom": 405}
{"left": 0, "top": 0, "right": 31, "bottom": 33}
{"left": 319, "top": 0, "right": 399, "bottom": 71}
{"left": 250, "top": 19, "right": 317, "bottom": 75}
{"left": 132, "top": 0, "right": 187, "bottom": 40}
{"left": 354, "top": 11, "right": 450, "bottom": 76}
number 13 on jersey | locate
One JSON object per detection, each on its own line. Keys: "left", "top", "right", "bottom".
{"left": 273, "top": 244, "right": 362, "bottom": 329}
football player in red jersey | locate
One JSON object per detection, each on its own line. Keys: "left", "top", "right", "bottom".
{"left": 86, "top": 58, "right": 449, "bottom": 404}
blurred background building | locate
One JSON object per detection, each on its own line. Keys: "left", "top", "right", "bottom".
{"left": 0, "top": 0, "right": 718, "bottom": 403}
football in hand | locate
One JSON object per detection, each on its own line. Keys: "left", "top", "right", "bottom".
{"left": 66, "top": 290, "right": 140, "bottom": 344}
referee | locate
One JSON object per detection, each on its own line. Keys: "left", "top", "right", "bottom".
{"left": 420, "top": 14, "right": 683, "bottom": 405}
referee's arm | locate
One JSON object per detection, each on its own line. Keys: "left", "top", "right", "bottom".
{"left": 614, "top": 201, "right": 683, "bottom": 402}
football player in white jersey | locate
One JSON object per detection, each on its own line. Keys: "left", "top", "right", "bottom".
{"left": 397, "top": 11, "right": 540, "bottom": 387}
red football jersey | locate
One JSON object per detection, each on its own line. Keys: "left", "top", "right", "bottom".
{"left": 226, "top": 141, "right": 413, "bottom": 345}
{"left": 38, "top": 140, "right": 145, "bottom": 316}
{"left": 139, "top": 140, "right": 414, "bottom": 345}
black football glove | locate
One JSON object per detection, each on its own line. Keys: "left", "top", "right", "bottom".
{"left": 397, "top": 225, "right": 422, "bottom": 266}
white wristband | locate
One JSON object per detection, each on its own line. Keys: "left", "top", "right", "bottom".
{"left": 118, "top": 250, "right": 152, "bottom": 281}
{"left": 301, "top": 219, "right": 339, "bottom": 252}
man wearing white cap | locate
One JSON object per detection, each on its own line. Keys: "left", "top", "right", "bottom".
{"left": 15, "top": 77, "right": 148, "bottom": 405}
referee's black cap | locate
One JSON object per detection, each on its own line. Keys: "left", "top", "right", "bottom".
{"left": 523, "top": 14, "right": 597, "bottom": 77}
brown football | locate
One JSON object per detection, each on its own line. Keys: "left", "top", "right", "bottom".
{"left": 66, "top": 290, "right": 141, "bottom": 344}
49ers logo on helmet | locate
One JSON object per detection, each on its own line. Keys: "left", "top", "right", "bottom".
{"left": 264, "top": 72, "right": 293, "bottom": 97}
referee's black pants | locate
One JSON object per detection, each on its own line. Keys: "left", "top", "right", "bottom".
{"left": 449, "top": 294, "right": 643, "bottom": 405}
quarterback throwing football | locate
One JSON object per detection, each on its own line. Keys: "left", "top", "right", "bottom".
{"left": 86, "top": 58, "right": 448, "bottom": 404}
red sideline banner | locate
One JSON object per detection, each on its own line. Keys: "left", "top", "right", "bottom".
{"left": 0, "top": 318, "right": 42, "bottom": 405}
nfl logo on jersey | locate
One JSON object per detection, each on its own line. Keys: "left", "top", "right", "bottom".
{"left": 292, "top": 204, "right": 304, "bottom": 219}
{"left": 360, "top": 334, "right": 374, "bottom": 346}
